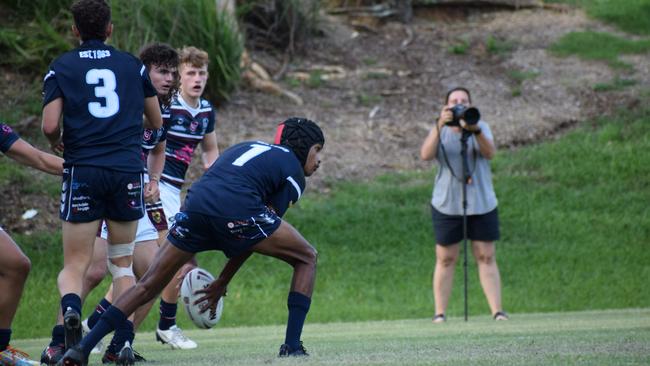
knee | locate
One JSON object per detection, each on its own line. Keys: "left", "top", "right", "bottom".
{"left": 137, "top": 278, "right": 160, "bottom": 300}
{"left": 437, "top": 255, "right": 457, "bottom": 267}
{"left": 476, "top": 252, "right": 495, "bottom": 265}
{"left": 84, "top": 263, "right": 107, "bottom": 289}
{"left": 304, "top": 245, "right": 318, "bottom": 266}
{"left": 12, "top": 254, "right": 31, "bottom": 281}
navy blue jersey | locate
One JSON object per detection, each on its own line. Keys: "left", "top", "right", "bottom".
{"left": 43, "top": 40, "right": 157, "bottom": 172}
{"left": 0, "top": 123, "right": 19, "bottom": 153}
{"left": 141, "top": 105, "right": 169, "bottom": 167}
{"left": 184, "top": 141, "right": 305, "bottom": 218}
{"left": 161, "top": 95, "right": 216, "bottom": 187}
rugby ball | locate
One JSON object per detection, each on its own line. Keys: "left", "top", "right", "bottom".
{"left": 180, "top": 268, "right": 224, "bottom": 329}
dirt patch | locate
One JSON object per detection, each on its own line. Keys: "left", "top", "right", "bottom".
{"left": 216, "top": 6, "right": 647, "bottom": 187}
{"left": 3, "top": 5, "right": 648, "bottom": 233}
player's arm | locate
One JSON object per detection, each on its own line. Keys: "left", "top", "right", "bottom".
{"left": 41, "top": 98, "right": 64, "bottom": 153}
{"left": 266, "top": 177, "right": 302, "bottom": 217}
{"left": 194, "top": 251, "right": 253, "bottom": 312}
{"left": 143, "top": 96, "right": 163, "bottom": 130}
{"left": 200, "top": 131, "right": 220, "bottom": 170}
{"left": 144, "top": 140, "right": 165, "bottom": 203}
{"left": 5, "top": 139, "right": 64, "bottom": 175}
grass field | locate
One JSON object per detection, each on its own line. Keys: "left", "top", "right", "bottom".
{"left": 12, "top": 309, "right": 650, "bottom": 365}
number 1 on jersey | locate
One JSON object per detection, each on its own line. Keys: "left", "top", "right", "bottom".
{"left": 232, "top": 144, "right": 272, "bottom": 166}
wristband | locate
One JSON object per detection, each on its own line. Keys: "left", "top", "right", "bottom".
{"left": 149, "top": 175, "right": 160, "bottom": 183}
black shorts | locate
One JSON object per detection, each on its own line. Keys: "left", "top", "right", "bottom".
{"left": 167, "top": 207, "right": 282, "bottom": 258}
{"left": 60, "top": 166, "right": 144, "bottom": 223}
{"left": 431, "top": 206, "right": 500, "bottom": 246}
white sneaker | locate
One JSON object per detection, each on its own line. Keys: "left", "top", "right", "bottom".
{"left": 81, "top": 318, "right": 105, "bottom": 354}
{"left": 156, "top": 325, "right": 198, "bottom": 349}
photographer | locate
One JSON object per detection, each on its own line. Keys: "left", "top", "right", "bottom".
{"left": 420, "top": 86, "right": 507, "bottom": 322}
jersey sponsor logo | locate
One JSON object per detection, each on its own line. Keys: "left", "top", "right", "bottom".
{"left": 70, "top": 194, "right": 91, "bottom": 213}
{"left": 143, "top": 129, "right": 153, "bottom": 141}
{"left": 173, "top": 145, "right": 195, "bottom": 165}
{"left": 1, "top": 125, "right": 13, "bottom": 134}
{"left": 79, "top": 50, "right": 111, "bottom": 59}
{"left": 202, "top": 118, "right": 208, "bottom": 130}
{"left": 127, "top": 182, "right": 142, "bottom": 190}
{"left": 190, "top": 120, "right": 199, "bottom": 133}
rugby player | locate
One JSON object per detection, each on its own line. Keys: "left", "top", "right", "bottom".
{"left": 0, "top": 123, "right": 63, "bottom": 366}
{"left": 60, "top": 117, "right": 324, "bottom": 366}
{"left": 149, "top": 46, "right": 220, "bottom": 350}
{"left": 39, "top": 0, "right": 162, "bottom": 364}
{"left": 80, "top": 42, "right": 179, "bottom": 363}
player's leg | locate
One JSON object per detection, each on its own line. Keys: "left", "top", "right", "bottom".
{"left": 154, "top": 182, "right": 197, "bottom": 349}
{"left": 102, "top": 214, "right": 160, "bottom": 363}
{"left": 80, "top": 235, "right": 109, "bottom": 356}
{"left": 60, "top": 220, "right": 101, "bottom": 349}
{"left": 62, "top": 241, "right": 194, "bottom": 364}
{"left": 0, "top": 228, "right": 37, "bottom": 364}
{"left": 432, "top": 243, "right": 460, "bottom": 321}
{"left": 104, "top": 219, "right": 138, "bottom": 364}
{"left": 132, "top": 239, "right": 159, "bottom": 329}
{"left": 81, "top": 235, "right": 109, "bottom": 299}
{"left": 250, "top": 220, "right": 318, "bottom": 357}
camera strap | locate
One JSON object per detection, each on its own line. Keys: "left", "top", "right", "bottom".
{"left": 439, "top": 127, "right": 477, "bottom": 184}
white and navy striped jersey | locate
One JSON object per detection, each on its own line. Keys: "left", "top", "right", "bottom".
{"left": 161, "top": 94, "right": 216, "bottom": 187}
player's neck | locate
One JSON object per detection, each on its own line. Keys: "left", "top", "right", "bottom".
{"left": 180, "top": 90, "right": 201, "bottom": 109}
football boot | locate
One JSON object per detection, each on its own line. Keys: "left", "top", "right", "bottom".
{"left": 63, "top": 308, "right": 82, "bottom": 350}
{"left": 0, "top": 345, "right": 39, "bottom": 366}
{"left": 56, "top": 345, "right": 87, "bottom": 366}
{"left": 155, "top": 326, "right": 197, "bottom": 349}
{"left": 115, "top": 341, "right": 134, "bottom": 366}
{"left": 40, "top": 344, "right": 64, "bottom": 365}
{"left": 278, "top": 342, "right": 309, "bottom": 357}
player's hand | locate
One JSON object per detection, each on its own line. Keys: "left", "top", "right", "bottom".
{"left": 51, "top": 141, "right": 64, "bottom": 155}
{"left": 143, "top": 181, "right": 160, "bottom": 203}
{"left": 194, "top": 279, "right": 227, "bottom": 314}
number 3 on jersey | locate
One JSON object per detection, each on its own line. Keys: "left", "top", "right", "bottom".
{"left": 86, "top": 69, "right": 119, "bottom": 118}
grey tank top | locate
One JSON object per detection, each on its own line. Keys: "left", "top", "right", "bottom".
{"left": 431, "top": 120, "right": 498, "bottom": 215}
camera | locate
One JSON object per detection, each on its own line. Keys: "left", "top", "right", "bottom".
{"left": 446, "top": 104, "right": 480, "bottom": 127}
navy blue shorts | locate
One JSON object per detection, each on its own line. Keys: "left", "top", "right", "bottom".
{"left": 167, "top": 207, "right": 282, "bottom": 258}
{"left": 60, "top": 166, "right": 144, "bottom": 223}
{"left": 431, "top": 206, "right": 500, "bottom": 246}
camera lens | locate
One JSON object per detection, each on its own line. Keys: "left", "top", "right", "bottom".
{"left": 463, "top": 107, "right": 480, "bottom": 125}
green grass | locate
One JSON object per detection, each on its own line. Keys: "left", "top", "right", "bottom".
{"left": 10, "top": 109, "right": 650, "bottom": 339}
{"left": 448, "top": 39, "right": 470, "bottom": 55}
{"left": 593, "top": 77, "right": 637, "bottom": 91}
{"left": 12, "top": 309, "right": 650, "bottom": 365}
{"left": 486, "top": 35, "right": 514, "bottom": 55}
{"left": 546, "top": 0, "right": 650, "bottom": 35}
{"left": 0, "top": 0, "right": 243, "bottom": 102}
{"left": 549, "top": 31, "right": 650, "bottom": 68}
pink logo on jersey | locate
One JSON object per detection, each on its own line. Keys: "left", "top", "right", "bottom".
{"left": 175, "top": 145, "right": 194, "bottom": 165}
{"left": 1, "top": 125, "right": 12, "bottom": 134}
{"left": 143, "top": 129, "right": 153, "bottom": 141}
{"left": 190, "top": 120, "right": 199, "bottom": 132}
